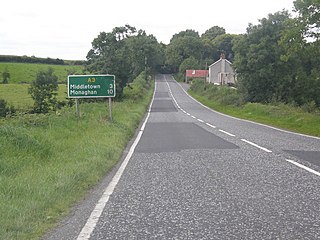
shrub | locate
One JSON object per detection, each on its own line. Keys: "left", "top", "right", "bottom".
{"left": 0, "top": 99, "right": 8, "bottom": 117}
{"left": 123, "top": 72, "right": 150, "bottom": 101}
{"left": 28, "top": 68, "right": 58, "bottom": 113}
{"left": 301, "top": 101, "right": 319, "bottom": 113}
{"left": 0, "top": 99, "right": 15, "bottom": 117}
{"left": 190, "top": 80, "right": 243, "bottom": 107}
{"left": 2, "top": 67, "right": 10, "bottom": 84}
{"left": 217, "top": 87, "right": 244, "bottom": 106}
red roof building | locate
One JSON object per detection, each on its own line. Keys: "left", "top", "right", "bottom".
{"left": 185, "top": 70, "right": 208, "bottom": 82}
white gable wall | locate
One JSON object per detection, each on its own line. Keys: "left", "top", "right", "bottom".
{"left": 208, "top": 60, "right": 221, "bottom": 84}
{"left": 208, "top": 59, "right": 236, "bottom": 85}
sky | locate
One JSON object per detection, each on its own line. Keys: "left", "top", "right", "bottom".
{"left": 1, "top": 0, "right": 295, "bottom": 60}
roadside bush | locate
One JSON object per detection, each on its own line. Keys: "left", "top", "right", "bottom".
{"left": 0, "top": 99, "right": 15, "bottom": 117}
{"left": 123, "top": 71, "right": 150, "bottom": 101}
{"left": 190, "top": 80, "right": 243, "bottom": 107}
{"left": 0, "top": 99, "right": 8, "bottom": 117}
{"left": 174, "top": 72, "right": 184, "bottom": 82}
{"left": 301, "top": 101, "right": 319, "bottom": 114}
{"left": 217, "top": 87, "right": 244, "bottom": 107}
{"left": 28, "top": 68, "right": 58, "bottom": 113}
{"left": 190, "top": 79, "right": 210, "bottom": 95}
{"left": 2, "top": 67, "right": 10, "bottom": 84}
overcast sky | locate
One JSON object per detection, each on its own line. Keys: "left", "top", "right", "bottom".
{"left": 1, "top": 0, "right": 294, "bottom": 60}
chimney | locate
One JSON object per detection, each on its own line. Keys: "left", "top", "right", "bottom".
{"left": 220, "top": 52, "right": 226, "bottom": 85}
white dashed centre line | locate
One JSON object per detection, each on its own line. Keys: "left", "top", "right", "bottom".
{"left": 219, "top": 129, "right": 236, "bottom": 137}
{"left": 286, "top": 159, "right": 320, "bottom": 177}
{"left": 241, "top": 139, "right": 272, "bottom": 153}
{"left": 206, "top": 123, "right": 216, "bottom": 129}
{"left": 165, "top": 79, "right": 273, "bottom": 154}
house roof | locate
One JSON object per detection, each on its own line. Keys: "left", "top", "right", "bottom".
{"left": 208, "top": 58, "right": 232, "bottom": 68}
{"left": 186, "top": 70, "right": 208, "bottom": 78}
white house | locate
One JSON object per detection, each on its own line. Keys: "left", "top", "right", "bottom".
{"left": 208, "top": 53, "right": 236, "bottom": 85}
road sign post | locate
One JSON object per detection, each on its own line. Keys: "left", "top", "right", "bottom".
{"left": 68, "top": 75, "right": 116, "bottom": 120}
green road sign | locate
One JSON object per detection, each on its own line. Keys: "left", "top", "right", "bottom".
{"left": 68, "top": 75, "right": 115, "bottom": 98}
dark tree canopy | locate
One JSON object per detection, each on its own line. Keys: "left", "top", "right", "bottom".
{"left": 233, "top": 9, "right": 320, "bottom": 106}
{"left": 86, "top": 25, "right": 164, "bottom": 96}
{"left": 170, "top": 29, "right": 200, "bottom": 43}
{"left": 201, "top": 26, "right": 226, "bottom": 41}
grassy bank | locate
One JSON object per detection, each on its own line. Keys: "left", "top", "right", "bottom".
{"left": 0, "top": 62, "right": 84, "bottom": 84}
{"left": 0, "top": 73, "right": 154, "bottom": 239}
{"left": 189, "top": 80, "right": 320, "bottom": 137}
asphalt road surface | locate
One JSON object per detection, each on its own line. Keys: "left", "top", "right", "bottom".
{"left": 46, "top": 74, "right": 320, "bottom": 240}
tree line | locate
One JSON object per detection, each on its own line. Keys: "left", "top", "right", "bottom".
{"left": 0, "top": 55, "right": 85, "bottom": 66}
{"left": 0, "top": 55, "right": 65, "bottom": 65}
{"left": 86, "top": 0, "right": 320, "bottom": 108}
{"left": 2, "top": 0, "right": 318, "bottom": 117}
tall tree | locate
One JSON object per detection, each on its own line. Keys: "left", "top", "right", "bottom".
{"left": 179, "top": 57, "right": 201, "bottom": 75}
{"left": 294, "top": 0, "right": 320, "bottom": 39}
{"left": 86, "top": 29, "right": 130, "bottom": 95}
{"left": 211, "top": 34, "right": 239, "bottom": 62}
{"left": 125, "top": 31, "right": 164, "bottom": 77}
{"left": 165, "top": 36, "right": 204, "bottom": 72}
{"left": 87, "top": 25, "right": 164, "bottom": 96}
{"left": 201, "top": 26, "right": 226, "bottom": 41}
{"left": 170, "top": 29, "right": 199, "bottom": 43}
{"left": 278, "top": 0, "right": 320, "bottom": 106}
{"left": 233, "top": 11, "right": 293, "bottom": 103}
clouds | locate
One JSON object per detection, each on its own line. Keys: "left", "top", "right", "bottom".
{"left": 1, "top": 0, "right": 294, "bottom": 60}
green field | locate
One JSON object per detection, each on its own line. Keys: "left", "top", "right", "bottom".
{"left": 0, "top": 84, "right": 67, "bottom": 110}
{"left": 0, "top": 62, "right": 84, "bottom": 84}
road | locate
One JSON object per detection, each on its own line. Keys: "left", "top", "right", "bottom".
{"left": 46, "top": 74, "right": 320, "bottom": 239}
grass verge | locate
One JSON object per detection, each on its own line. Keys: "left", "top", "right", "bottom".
{"left": 189, "top": 88, "right": 320, "bottom": 137}
{"left": 0, "top": 75, "right": 154, "bottom": 239}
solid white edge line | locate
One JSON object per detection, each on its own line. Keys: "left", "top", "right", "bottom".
{"left": 219, "top": 129, "right": 236, "bottom": 137}
{"left": 174, "top": 78, "right": 320, "bottom": 140}
{"left": 286, "top": 159, "right": 320, "bottom": 177}
{"left": 77, "top": 80, "right": 157, "bottom": 240}
{"left": 241, "top": 139, "right": 272, "bottom": 153}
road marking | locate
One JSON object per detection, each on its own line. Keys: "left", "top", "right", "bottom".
{"left": 241, "top": 139, "right": 272, "bottom": 153}
{"left": 219, "top": 129, "right": 236, "bottom": 137}
{"left": 197, "top": 119, "right": 204, "bottom": 123}
{"left": 175, "top": 80, "right": 320, "bottom": 140}
{"left": 186, "top": 113, "right": 191, "bottom": 116}
{"left": 286, "top": 159, "right": 320, "bottom": 177}
{"left": 77, "top": 80, "right": 157, "bottom": 240}
{"left": 165, "top": 81, "right": 181, "bottom": 111}
{"left": 206, "top": 123, "right": 216, "bottom": 129}
{"left": 191, "top": 115, "right": 196, "bottom": 119}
